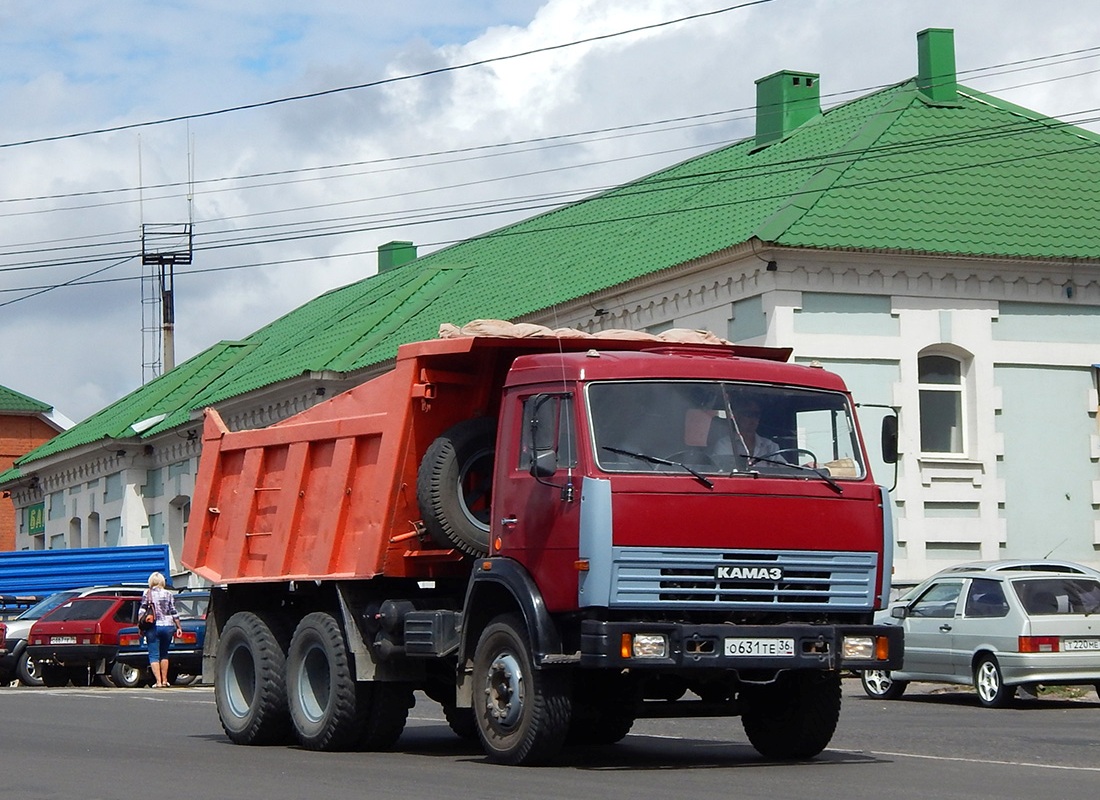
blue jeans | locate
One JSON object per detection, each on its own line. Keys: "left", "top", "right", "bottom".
{"left": 147, "top": 625, "right": 174, "bottom": 663}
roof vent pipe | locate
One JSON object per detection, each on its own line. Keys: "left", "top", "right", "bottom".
{"left": 378, "top": 240, "right": 417, "bottom": 272}
{"left": 917, "top": 28, "right": 957, "bottom": 103}
{"left": 754, "top": 70, "right": 821, "bottom": 148}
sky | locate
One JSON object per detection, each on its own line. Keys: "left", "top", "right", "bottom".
{"left": 2, "top": 0, "right": 1098, "bottom": 425}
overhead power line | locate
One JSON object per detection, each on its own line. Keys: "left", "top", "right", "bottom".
{"left": 0, "top": 0, "right": 778, "bottom": 150}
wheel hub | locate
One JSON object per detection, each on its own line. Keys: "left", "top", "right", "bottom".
{"left": 484, "top": 654, "right": 524, "bottom": 729}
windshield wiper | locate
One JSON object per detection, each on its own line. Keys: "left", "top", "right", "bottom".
{"left": 602, "top": 446, "right": 714, "bottom": 489}
{"left": 743, "top": 454, "right": 843, "bottom": 495}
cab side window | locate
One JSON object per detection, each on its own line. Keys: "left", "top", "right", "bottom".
{"left": 910, "top": 580, "right": 963, "bottom": 618}
{"left": 519, "top": 394, "right": 576, "bottom": 472}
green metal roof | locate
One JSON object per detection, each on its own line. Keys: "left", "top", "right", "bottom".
{"left": 0, "top": 385, "right": 51, "bottom": 414}
{"left": 8, "top": 73, "right": 1100, "bottom": 475}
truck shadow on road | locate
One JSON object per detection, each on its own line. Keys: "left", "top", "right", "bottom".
{"left": 397, "top": 725, "right": 884, "bottom": 770}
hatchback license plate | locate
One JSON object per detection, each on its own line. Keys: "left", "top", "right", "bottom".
{"left": 1062, "top": 638, "right": 1100, "bottom": 651}
{"left": 51, "top": 636, "right": 77, "bottom": 645}
{"left": 724, "top": 637, "right": 795, "bottom": 657}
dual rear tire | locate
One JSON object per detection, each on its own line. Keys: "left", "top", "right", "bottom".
{"left": 214, "top": 610, "right": 411, "bottom": 751}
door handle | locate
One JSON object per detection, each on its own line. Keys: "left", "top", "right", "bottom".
{"left": 500, "top": 516, "right": 518, "bottom": 527}
{"left": 939, "top": 624, "right": 952, "bottom": 632}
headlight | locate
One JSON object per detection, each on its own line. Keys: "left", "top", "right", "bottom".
{"left": 621, "top": 632, "right": 668, "bottom": 659}
{"left": 842, "top": 635, "right": 876, "bottom": 660}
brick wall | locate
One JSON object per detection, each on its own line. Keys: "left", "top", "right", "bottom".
{"left": 0, "top": 415, "right": 59, "bottom": 551}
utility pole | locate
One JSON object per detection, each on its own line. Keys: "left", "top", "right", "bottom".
{"left": 141, "top": 223, "right": 192, "bottom": 378}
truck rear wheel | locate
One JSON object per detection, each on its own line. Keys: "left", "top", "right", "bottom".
{"left": 472, "top": 613, "right": 571, "bottom": 765}
{"left": 417, "top": 417, "right": 496, "bottom": 557}
{"left": 740, "top": 671, "right": 841, "bottom": 760}
{"left": 215, "top": 611, "right": 293, "bottom": 746}
{"left": 287, "top": 612, "right": 412, "bottom": 751}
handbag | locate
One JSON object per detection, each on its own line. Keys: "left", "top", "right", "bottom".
{"left": 137, "top": 597, "right": 156, "bottom": 632}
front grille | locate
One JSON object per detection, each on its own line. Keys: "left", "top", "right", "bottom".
{"left": 609, "top": 548, "right": 877, "bottom": 610}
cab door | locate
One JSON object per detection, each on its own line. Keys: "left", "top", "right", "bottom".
{"left": 491, "top": 389, "right": 582, "bottom": 612}
{"left": 901, "top": 579, "right": 964, "bottom": 679}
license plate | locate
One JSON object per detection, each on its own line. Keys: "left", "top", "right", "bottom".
{"left": 1062, "top": 638, "right": 1100, "bottom": 651}
{"left": 51, "top": 636, "right": 77, "bottom": 645}
{"left": 724, "top": 637, "right": 795, "bottom": 657}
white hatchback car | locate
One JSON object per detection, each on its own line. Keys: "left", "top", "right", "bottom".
{"left": 862, "top": 568, "right": 1100, "bottom": 706}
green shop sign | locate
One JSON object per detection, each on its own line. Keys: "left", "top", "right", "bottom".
{"left": 27, "top": 502, "right": 45, "bottom": 535}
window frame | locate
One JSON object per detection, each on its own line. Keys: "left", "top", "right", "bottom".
{"left": 916, "top": 350, "right": 969, "bottom": 457}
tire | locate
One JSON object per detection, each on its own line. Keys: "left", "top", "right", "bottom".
{"left": 111, "top": 661, "right": 148, "bottom": 689}
{"left": 417, "top": 417, "right": 496, "bottom": 556}
{"left": 860, "top": 669, "right": 907, "bottom": 700}
{"left": 442, "top": 703, "right": 480, "bottom": 741}
{"left": 472, "top": 613, "right": 571, "bottom": 765}
{"left": 16, "top": 652, "right": 43, "bottom": 687}
{"left": 974, "top": 655, "right": 1014, "bottom": 708}
{"left": 286, "top": 612, "right": 412, "bottom": 751}
{"left": 358, "top": 682, "right": 414, "bottom": 751}
{"left": 40, "top": 663, "right": 71, "bottom": 688}
{"left": 567, "top": 671, "right": 639, "bottom": 746}
{"left": 215, "top": 611, "right": 293, "bottom": 745}
{"left": 741, "top": 671, "right": 841, "bottom": 760}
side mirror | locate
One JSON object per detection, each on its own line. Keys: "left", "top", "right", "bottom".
{"left": 530, "top": 449, "right": 558, "bottom": 479}
{"left": 890, "top": 605, "right": 907, "bottom": 620}
{"left": 881, "top": 415, "right": 898, "bottom": 464}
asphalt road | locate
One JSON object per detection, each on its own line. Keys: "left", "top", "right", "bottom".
{"left": 1, "top": 679, "right": 1097, "bottom": 800}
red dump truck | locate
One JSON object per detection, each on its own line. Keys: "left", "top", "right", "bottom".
{"left": 183, "top": 329, "right": 902, "bottom": 765}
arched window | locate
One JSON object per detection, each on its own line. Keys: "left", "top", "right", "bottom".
{"left": 918, "top": 354, "right": 964, "bottom": 454}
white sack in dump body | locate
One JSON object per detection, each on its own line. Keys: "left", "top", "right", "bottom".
{"left": 438, "top": 319, "right": 730, "bottom": 345}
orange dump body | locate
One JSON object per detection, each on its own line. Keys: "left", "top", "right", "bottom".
{"left": 182, "top": 335, "right": 765, "bottom": 585}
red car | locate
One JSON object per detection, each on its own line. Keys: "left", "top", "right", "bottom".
{"left": 26, "top": 595, "right": 142, "bottom": 687}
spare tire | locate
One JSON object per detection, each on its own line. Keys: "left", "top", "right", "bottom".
{"left": 417, "top": 417, "right": 496, "bottom": 556}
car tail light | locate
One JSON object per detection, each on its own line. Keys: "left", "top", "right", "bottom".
{"left": 119, "top": 633, "right": 142, "bottom": 647}
{"left": 174, "top": 631, "right": 198, "bottom": 645}
{"left": 1019, "top": 636, "right": 1060, "bottom": 653}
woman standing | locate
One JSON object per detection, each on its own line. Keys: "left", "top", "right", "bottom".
{"left": 140, "top": 571, "right": 182, "bottom": 688}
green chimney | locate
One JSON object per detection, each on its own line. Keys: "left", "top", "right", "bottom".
{"left": 378, "top": 240, "right": 417, "bottom": 272}
{"left": 917, "top": 28, "right": 957, "bottom": 103}
{"left": 755, "top": 70, "right": 821, "bottom": 147}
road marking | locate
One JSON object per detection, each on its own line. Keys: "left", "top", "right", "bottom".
{"left": 866, "top": 749, "right": 1100, "bottom": 773}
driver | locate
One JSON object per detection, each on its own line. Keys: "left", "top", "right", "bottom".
{"left": 728, "top": 398, "right": 782, "bottom": 463}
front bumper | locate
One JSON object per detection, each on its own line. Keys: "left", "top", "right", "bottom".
{"left": 580, "top": 620, "right": 903, "bottom": 671}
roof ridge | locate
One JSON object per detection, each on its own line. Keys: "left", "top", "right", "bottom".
{"left": 959, "top": 84, "right": 1100, "bottom": 147}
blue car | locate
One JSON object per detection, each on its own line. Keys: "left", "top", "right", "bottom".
{"left": 112, "top": 590, "right": 209, "bottom": 688}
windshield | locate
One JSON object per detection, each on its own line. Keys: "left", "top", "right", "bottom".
{"left": 17, "top": 590, "right": 81, "bottom": 620}
{"left": 588, "top": 380, "right": 865, "bottom": 479}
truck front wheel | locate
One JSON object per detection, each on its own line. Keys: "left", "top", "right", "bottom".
{"left": 740, "top": 671, "right": 841, "bottom": 760}
{"left": 215, "top": 611, "right": 293, "bottom": 745}
{"left": 472, "top": 613, "right": 571, "bottom": 765}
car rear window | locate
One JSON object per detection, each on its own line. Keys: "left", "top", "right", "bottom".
{"left": 1013, "top": 578, "right": 1100, "bottom": 615}
{"left": 175, "top": 595, "right": 209, "bottom": 620}
{"left": 43, "top": 598, "right": 117, "bottom": 622}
